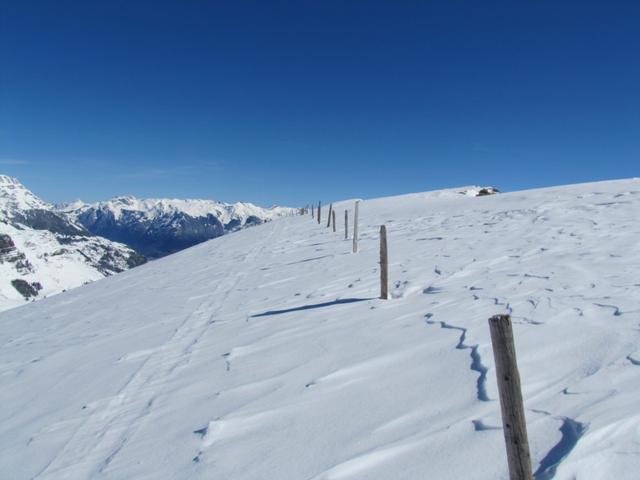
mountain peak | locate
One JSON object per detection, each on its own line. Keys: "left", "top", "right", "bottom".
{"left": 57, "top": 199, "right": 87, "bottom": 211}
{"left": 0, "top": 174, "right": 21, "bottom": 186}
{"left": 0, "top": 174, "right": 50, "bottom": 212}
{"left": 111, "top": 195, "right": 138, "bottom": 204}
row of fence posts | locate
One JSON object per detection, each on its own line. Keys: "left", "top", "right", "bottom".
{"left": 301, "top": 201, "right": 533, "bottom": 480}
{"left": 304, "top": 200, "right": 363, "bottom": 253}
{"left": 301, "top": 201, "right": 395, "bottom": 301}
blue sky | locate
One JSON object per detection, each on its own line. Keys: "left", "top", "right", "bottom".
{"left": 1, "top": 1, "right": 638, "bottom": 206}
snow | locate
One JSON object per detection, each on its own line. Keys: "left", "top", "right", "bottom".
{"left": 62, "top": 195, "right": 295, "bottom": 224}
{"left": 0, "top": 176, "right": 144, "bottom": 312}
{"left": 0, "top": 221, "right": 104, "bottom": 310}
{"left": 1, "top": 179, "right": 639, "bottom": 479}
{"left": 0, "top": 174, "right": 50, "bottom": 212}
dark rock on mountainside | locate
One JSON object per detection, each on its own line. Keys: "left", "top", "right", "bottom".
{"left": 0, "top": 233, "right": 15, "bottom": 255}
{"left": 12, "top": 209, "right": 87, "bottom": 236}
{"left": 11, "top": 279, "right": 43, "bottom": 300}
{"left": 476, "top": 187, "right": 500, "bottom": 196}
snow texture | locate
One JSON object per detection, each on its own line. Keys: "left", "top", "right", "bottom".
{"left": 1, "top": 179, "right": 639, "bottom": 479}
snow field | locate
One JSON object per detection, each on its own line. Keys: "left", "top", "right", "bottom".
{"left": 1, "top": 180, "right": 639, "bottom": 479}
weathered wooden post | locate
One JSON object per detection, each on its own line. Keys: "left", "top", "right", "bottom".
{"left": 332, "top": 210, "right": 336, "bottom": 232}
{"left": 311, "top": 204, "right": 315, "bottom": 219}
{"left": 379, "top": 225, "right": 388, "bottom": 299}
{"left": 327, "top": 204, "right": 333, "bottom": 228}
{"left": 488, "top": 314, "right": 533, "bottom": 480}
{"left": 344, "top": 210, "right": 348, "bottom": 240}
{"left": 317, "top": 201, "right": 321, "bottom": 224}
{"left": 352, "top": 201, "right": 359, "bottom": 253}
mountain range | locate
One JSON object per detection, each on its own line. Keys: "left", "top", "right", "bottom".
{"left": 60, "top": 196, "right": 296, "bottom": 258}
{"left": 0, "top": 175, "right": 295, "bottom": 311}
{"left": 0, "top": 175, "right": 146, "bottom": 311}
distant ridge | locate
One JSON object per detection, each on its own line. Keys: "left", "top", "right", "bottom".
{"left": 60, "top": 196, "right": 296, "bottom": 258}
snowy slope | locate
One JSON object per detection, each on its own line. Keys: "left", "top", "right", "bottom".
{"left": 1, "top": 179, "right": 639, "bottom": 479}
{"left": 0, "top": 175, "right": 146, "bottom": 312}
{"left": 61, "top": 196, "right": 297, "bottom": 258}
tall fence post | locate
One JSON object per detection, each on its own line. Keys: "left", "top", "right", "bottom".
{"left": 327, "top": 204, "right": 333, "bottom": 228}
{"left": 317, "top": 201, "right": 321, "bottom": 225}
{"left": 352, "top": 201, "right": 359, "bottom": 253}
{"left": 488, "top": 314, "right": 533, "bottom": 480}
{"left": 344, "top": 210, "right": 348, "bottom": 239}
{"left": 379, "top": 225, "right": 388, "bottom": 299}
{"left": 332, "top": 210, "right": 336, "bottom": 232}
{"left": 311, "top": 204, "right": 315, "bottom": 219}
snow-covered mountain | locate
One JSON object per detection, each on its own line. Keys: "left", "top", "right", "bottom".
{"left": 61, "top": 196, "right": 297, "bottom": 258}
{"left": 1, "top": 179, "right": 639, "bottom": 479}
{"left": 0, "top": 175, "right": 146, "bottom": 312}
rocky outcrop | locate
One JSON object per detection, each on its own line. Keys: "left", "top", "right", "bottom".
{"left": 11, "top": 279, "right": 42, "bottom": 300}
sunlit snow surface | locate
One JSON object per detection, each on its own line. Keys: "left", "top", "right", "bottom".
{"left": 1, "top": 180, "right": 639, "bottom": 479}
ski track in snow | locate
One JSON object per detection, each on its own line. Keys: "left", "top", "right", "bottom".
{"left": 33, "top": 221, "right": 283, "bottom": 479}
{"left": 2, "top": 181, "right": 640, "bottom": 479}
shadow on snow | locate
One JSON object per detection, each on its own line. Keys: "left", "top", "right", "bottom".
{"left": 251, "top": 298, "right": 372, "bottom": 318}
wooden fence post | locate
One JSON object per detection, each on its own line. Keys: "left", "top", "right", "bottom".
{"left": 344, "top": 210, "right": 348, "bottom": 239}
{"left": 327, "top": 204, "right": 333, "bottom": 228}
{"left": 352, "top": 201, "right": 359, "bottom": 253}
{"left": 332, "top": 210, "right": 336, "bottom": 232}
{"left": 317, "top": 201, "right": 321, "bottom": 224}
{"left": 312, "top": 205, "right": 315, "bottom": 219}
{"left": 488, "top": 314, "right": 533, "bottom": 480}
{"left": 379, "top": 225, "right": 388, "bottom": 299}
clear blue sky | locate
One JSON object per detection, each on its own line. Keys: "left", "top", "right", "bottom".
{"left": 1, "top": 1, "right": 638, "bottom": 206}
